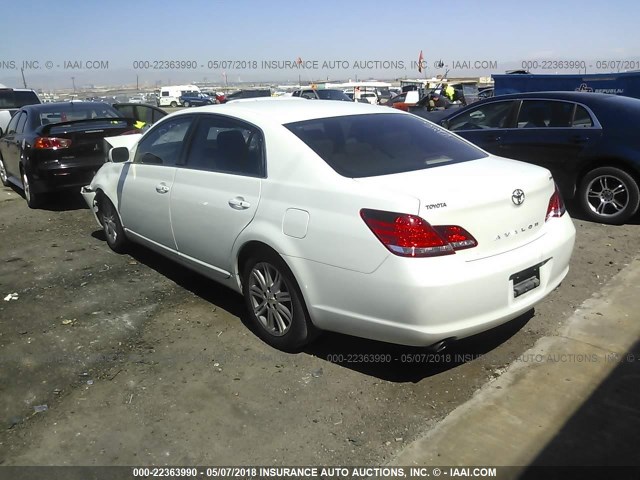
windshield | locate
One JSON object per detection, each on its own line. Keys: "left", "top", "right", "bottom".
{"left": 0, "top": 90, "right": 40, "bottom": 109}
{"left": 286, "top": 113, "right": 487, "bottom": 178}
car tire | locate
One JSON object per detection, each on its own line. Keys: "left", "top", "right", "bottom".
{"left": 170, "top": 101, "right": 177, "bottom": 108}
{"left": 578, "top": 166, "right": 640, "bottom": 224}
{"left": 184, "top": 101, "right": 190, "bottom": 107}
{"left": 21, "top": 168, "right": 42, "bottom": 208}
{"left": 98, "top": 195, "right": 128, "bottom": 253}
{"left": 242, "top": 250, "right": 318, "bottom": 351}
{"left": 0, "top": 156, "right": 9, "bottom": 187}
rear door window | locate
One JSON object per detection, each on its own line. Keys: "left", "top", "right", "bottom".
{"left": 572, "top": 105, "right": 594, "bottom": 127}
{"left": 516, "top": 100, "right": 576, "bottom": 128}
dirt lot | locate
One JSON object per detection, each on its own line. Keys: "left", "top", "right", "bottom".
{"left": 0, "top": 184, "right": 638, "bottom": 466}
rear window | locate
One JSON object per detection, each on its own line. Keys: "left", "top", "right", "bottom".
{"left": 35, "top": 103, "right": 120, "bottom": 125}
{"left": 285, "top": 113, "right": 487, "bottom": 178}
{"left": 316, "top": 90, "right": 352, "bottom": 101}
{"left": 0, "top": 90, "right": 40, "bottom": 109}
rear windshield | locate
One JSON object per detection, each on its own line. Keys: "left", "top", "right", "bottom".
{"left": 316, "top": 90, "right": 352, "bottom": 101}
{"left": 285, "top": 113, "right": 487, "bottom": 177}
{"left": 33, "top": 103, "right": 121, "bottom": 127}
{"left": 0, "top": 90, "right": 40, "bottom": 109}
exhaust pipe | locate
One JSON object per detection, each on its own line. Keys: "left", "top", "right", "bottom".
{"left": 429, "top": 337, "right": 456, "bottom": 353}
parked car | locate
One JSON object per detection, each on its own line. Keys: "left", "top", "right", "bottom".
{"left": 128, "top": 94, "right": 146, "bottom": 104}
{"left": 158, "top": 85, "right": 200, "bottom": 108}
{"left": 0, "top": 102, "right": 138, "bottom": 208}
{"left": 180, "top": 92, "right": 215, "bottom": 107}
{"left": 408, "top": 93, "right": 465, "bottom": 117}
{"left": 81, "top": 100, "right": 575, "bottom": 351}
{"left": 433, "top": 91, "right": 640, "bottom": 224}
{"left": 383, "top": 90, "right": 420, "bottom": 111}
{"left": 0, "top": 87, "right": 41, "bottom": 136}
{"left": 291, "top": 89, "right": 353, "bottom": 102}
{"left": 358, "top": 91, "right": 379, "bottom": 105}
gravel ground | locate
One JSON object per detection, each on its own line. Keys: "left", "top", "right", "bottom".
{"left": 0, "top": 185, "right": 638, "bottom": 465}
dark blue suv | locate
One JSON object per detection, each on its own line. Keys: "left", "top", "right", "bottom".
{"left": 179, "top": 93, "right": 215, "bottom": 107}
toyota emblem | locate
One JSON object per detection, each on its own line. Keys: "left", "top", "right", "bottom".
{"left": 512, "top": 189, "right": 525, "bottom": 206}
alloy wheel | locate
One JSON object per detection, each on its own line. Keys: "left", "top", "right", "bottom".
{"left": 22, "top": 172, "right": 31, "bottom": 203}
{"left": 0, "top": 160, "right": 7, "bottom": 185}
{"left": 101, "top": 205, "right": 119, "bottom": 245}
{"left": 585, "top": 174, "right": 629, "bottom": 217}
{"left": 248, "top": 262, "right": 293, "bottom": 336}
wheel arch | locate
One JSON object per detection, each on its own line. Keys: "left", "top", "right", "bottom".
{"left": 94, "top": 187, "right": 127, "bottom": 229}
{"left": 577, "top": 157, "right": 640, "bottom": 191}
{"left": 234, "top": 238, "right": 315, "bottom": 321}
{"left": 236, "top": 241, "right": 284, "bottom": 289}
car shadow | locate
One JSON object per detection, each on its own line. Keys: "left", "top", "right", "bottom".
{"left": 92, "top": 232, "right": 536, "bottom": 383}
{"left": 305, "top": 310, "right": 534, "bottom": 383}
{"left": 41, "top": 191, "right": 90, "bottom": 211}
{"left": 9, "top": 185, "right": 89, "bottom": 211}
{"left": 91, "top": 235, "right": 246, "bottom": 318}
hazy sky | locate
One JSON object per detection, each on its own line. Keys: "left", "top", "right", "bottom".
{"left": 2, "top": 0, "right": 638, "bottom": 88}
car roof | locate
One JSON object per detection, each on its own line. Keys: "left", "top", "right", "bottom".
{"left": 482, "top": 91, "right": 640, "bottom": 106}
{"left": 168, "top": 98, "right": 399, "bottom": 124}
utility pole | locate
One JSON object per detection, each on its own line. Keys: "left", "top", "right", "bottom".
{"left": 20, "top": 68, "right": 27, "bottom": 88}
{"left": 71, "top": 76, "right": 76, "bottom": 93}
{"left": 136, "top": 74, "right": 139, "bottom": 91}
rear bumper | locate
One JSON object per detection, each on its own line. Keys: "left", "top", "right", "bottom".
{"left": 286, "top": 215, "right": 576, "bottom": 347}
{"left": 30, "top": 162, "right": 103, "bottom": 193}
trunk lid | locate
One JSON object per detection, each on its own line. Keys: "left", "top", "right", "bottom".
{"left": 37, "top": 118, "right": 136, "bottom": 165}
{"left": 354, "top": 156, "right": 556, "bottom": 260}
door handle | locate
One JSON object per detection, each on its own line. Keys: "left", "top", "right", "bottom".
{"left": 228, "top": 197, "right": 251, "bottom": 210}
{"left": 570, "top": 135, "right": 589, "bottom": 144}
{"left": 155, "top": 183, "right": 170, "bottom": 194}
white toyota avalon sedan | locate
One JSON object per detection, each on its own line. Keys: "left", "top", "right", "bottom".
{"left": 81, "top": 99, "right": 575, "bottom": 351}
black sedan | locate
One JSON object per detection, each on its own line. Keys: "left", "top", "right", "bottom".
{"left": 431, "top": 91, "right": 640, "bottom": 224}
{"left": 0, "top": 102, "right": 138, "bottom": 208}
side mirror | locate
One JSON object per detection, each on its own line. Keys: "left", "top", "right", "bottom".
{"left": 109, "top": 146, "right": 130, "bottom": 163}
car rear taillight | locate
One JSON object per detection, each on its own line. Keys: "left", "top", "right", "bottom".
{"left": 360, "top": 209, "right": 477, "bottom": 257}
{"left": 34, "top": 137, "right": 72, "bottom": 150}
{"left": 546, "top": 184, "right": 566, "bottom": 221}
{"left": 433, "top": 225, "right": 477, "bottom": 250}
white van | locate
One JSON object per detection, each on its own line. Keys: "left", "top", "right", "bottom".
{"left": 158, "top": 85, "right": 201, "bottom": 107}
